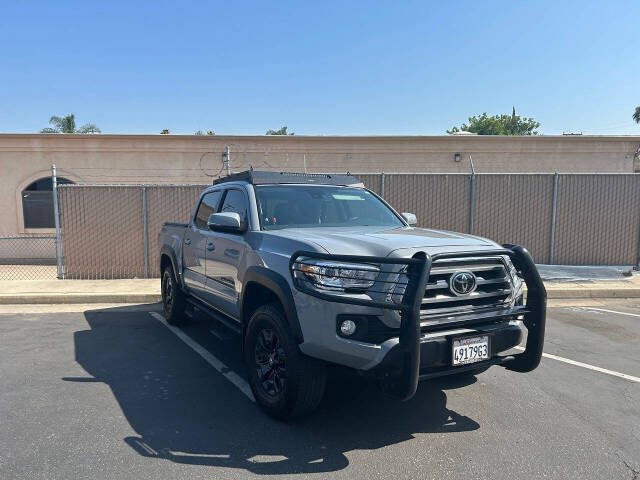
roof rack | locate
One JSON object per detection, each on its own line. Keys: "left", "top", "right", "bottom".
{"left": 212, "top": 170, "right": 363, "bottom": 187}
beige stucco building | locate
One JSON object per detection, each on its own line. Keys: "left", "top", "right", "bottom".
{"left": 1, "top": 133, "right": 639, "bottom": 236}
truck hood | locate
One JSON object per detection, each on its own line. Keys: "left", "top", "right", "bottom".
{"left": 263, "top": 225, "right": 499, "bottom": 257}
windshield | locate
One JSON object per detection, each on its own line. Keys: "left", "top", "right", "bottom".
{"left": 255, "top": 185, "right": 404, "bottom": 230}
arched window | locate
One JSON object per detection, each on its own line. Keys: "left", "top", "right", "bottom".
{"left": 22, "top": 177, "right": 74, "bottom": 228}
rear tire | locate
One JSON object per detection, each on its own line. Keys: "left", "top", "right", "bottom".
{"left": 245, "top": 303, "right": 326, "bottom": 419}
{"left": 161, "top": 266, "right": 187, "bottom": 326}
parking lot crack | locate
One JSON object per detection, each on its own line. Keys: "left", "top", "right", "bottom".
{"left": 618, "top": 454, "right": 639, "bottom": 480}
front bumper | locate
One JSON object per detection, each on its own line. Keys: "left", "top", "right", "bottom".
{"left": 290, "top": 244, "right": 546, "bottom": 401}
{"left": 369, "top": 319, "right": 523, "bottom": 380}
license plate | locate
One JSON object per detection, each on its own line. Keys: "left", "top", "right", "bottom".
{"left": 452, "top": 335, "right": 490, "bottom": 366}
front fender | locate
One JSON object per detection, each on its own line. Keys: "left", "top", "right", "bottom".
{"left": 241, "top": 266, "right": 303, "bottom": 344}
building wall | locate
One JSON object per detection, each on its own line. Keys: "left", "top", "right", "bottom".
{"left": 0, "top": 133, "right": 638, "bottom": 236}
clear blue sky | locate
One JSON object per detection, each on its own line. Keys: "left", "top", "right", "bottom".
{"left": 1, "top": 1, "right": 639, "bottom": 135}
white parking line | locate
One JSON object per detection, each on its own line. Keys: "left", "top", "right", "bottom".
{"left": 583, "top": 307, "right": 640, "bottom": 318}
{"left": 149, "top": 312, "right": 255, "bottom": 402}
{"left": 513, "top": 346, "right": 640, "bottom": 383}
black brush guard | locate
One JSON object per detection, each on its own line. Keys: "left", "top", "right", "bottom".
{"left": 290, "top": 245, "right": 546, "bottom": 401}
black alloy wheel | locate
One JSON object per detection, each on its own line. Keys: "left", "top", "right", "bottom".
{"left": 161, "top": 266, "right": 187, "bottom": 325}
{"left": 254, "top": 328, "right": 287, "bottom": 397}
{"left": 162, "top": 271, "right": 174, "bottom": 313}
{"left": 244, "top": 303, "right": 326, "bottom": 419}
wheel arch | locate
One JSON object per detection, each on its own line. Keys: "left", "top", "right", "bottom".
{"left": 241, "top": 267, "right": 304, "bottom": 344}
{"left": 160, "top": 246, "right": 182, "bottom": 288}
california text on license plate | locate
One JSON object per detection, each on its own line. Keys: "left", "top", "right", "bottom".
{"left": 452, "top": 335, "right": 490, "bottom": 366}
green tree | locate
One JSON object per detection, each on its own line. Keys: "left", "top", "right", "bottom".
{"left": 447, "top": 108, "right": 540, "bottom": 135}
{"left": 266, "top": 126, "right": 294, "bottom": 135}
{"left": 633, "top": 106, "right": 640, "bottom": 124}
{"left": 160, "top": 129, "right": 171, "bottom": 134}
{"left": 40, "top": 114, "right": 101, "bottom": 133}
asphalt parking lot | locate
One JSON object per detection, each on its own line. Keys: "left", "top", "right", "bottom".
{"left": 1, "top": 301, "right": 639, "bottom": 480}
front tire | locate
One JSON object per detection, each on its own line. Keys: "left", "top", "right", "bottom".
{"left": 161, "top": 266, "right": 187, "bottom": 326}
{"left": 245, "top": 303, "right": 326, "bottom": 419}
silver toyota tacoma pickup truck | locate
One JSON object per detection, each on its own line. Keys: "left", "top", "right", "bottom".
{"left": 158, "top": 171, "right": 546, "bottom": 419}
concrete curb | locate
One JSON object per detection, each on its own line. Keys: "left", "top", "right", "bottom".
{"left": 545, "top": 288, "right": 640, "bottom": 300}
{"left": 0, "top": 294, "right": 162, "bottom": 305}
{"left": 0, "top": 287, "right": 639, "bottom": 304}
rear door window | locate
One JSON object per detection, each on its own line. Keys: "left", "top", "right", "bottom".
{"left": 194, "top": 190, "right": 222, "bottom": 230}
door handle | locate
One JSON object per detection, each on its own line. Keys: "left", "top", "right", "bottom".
{"left": 185, "top": 238, "right": 191, "bottom": 245}
{"left": 206, "top": 242, "right": 215, "bottom": 251}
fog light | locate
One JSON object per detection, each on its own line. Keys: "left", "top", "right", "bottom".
{"left": 340, "top": 320, "right": 357, "bottom": 336}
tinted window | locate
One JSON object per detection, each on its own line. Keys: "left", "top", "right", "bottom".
{"left": 194, "top": 191, "right": 222, "bottom": 229}
{"left": 255, "top": 185, "right": 403, "bottom": 230}
{"left": 22, "top": 177, "right": 74, "bottom": 228}
{"left": 220, "top": 189, "right": 248, "bottom": 225}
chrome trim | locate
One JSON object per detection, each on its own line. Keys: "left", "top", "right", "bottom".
{"left": 426, "top": 276, "right": 508, "bottom": 290}
{"left": 477, "top": 277, "right": 509, "bottom": 286}
{"left": 420, "top": 255, "right": 517, "bottom": 328}
{"left": 421, "top": 289, "right": 511, "bottom": 305}
{"left": 429, "top": 265, "right": 503, "bottom": 274}
{"left": 420, "top": 310, "right": 527, "bottom": 338}
{"left": 420, "top": 304, "right": 511, "bottom": 318}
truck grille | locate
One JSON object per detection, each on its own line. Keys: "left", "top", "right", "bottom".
{"left": 420, "top": 256, "right": 513, "bottom": 321}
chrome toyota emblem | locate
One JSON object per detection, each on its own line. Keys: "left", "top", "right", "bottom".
{"left": 449, "top": 271, "right": 477, "bottom": 296}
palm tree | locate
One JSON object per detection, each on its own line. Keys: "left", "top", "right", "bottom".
{"left": 633, "top": 106, "right": 640, "bottom": 124}
{"left": 40, "top": 114, "right": 101, "bottom": 133}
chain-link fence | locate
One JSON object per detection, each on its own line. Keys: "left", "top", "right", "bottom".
{"left": 50, "top": 173, "right": 640, "bottom": 279}
{"left": 57, "top": 185, "right": 206, "bottom": 279}
{"left": 0, "top": 235, "right": 58, "bottom": 280}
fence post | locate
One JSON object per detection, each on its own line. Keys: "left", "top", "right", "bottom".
{"left": 636, "top": 205, "right": 640, "bottom": 270}
{"left": 142, "top": 186, "right": 149, "bottom": 278}
{"left": 469, "top": 172, "right": 476, "bottom": 234}
{"left": 51, "top": 164, "right": 64, "bottom": 279}
{"left": 380, "top": 172, "right": 385, "bottom": 198}
{"left": 549, "top": 172, "right": 559, "bottom": 265}
{"left": 636, "top": 224, "right": 640, "bottom": 270}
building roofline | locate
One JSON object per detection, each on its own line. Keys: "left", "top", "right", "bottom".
{"left": 0, "top": 133, "right": 639, "bottom": 141}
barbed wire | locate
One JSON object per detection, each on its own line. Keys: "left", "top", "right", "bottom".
{"left": 199, "top": 151, "right": 225, "bottom": 177}
{"left": 34, "top": 147, "right": 505, "bottom": 183}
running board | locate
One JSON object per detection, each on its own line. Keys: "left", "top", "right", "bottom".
{"left": 184, "top": 296, "right": 242, "bottom": 335}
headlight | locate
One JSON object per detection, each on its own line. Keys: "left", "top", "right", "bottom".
{"left": 387, "top": 265, "right": 409, "bottom": 304}
{"left": 292, "top": 258, "right": 380, "bottom": 291}
{"left": 505, "top": 257, "right": 524, "bottom": 299}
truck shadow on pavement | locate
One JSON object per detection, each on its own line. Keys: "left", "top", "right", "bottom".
{"left": 65, "top": 305, "right": 480, "bottom": 475}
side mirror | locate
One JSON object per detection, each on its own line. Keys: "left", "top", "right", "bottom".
{"left": 401, "top": 212, "right": 417, "bottom": 226}
{"left": 208, "top": 212, "right": 244, "bottom": 233}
